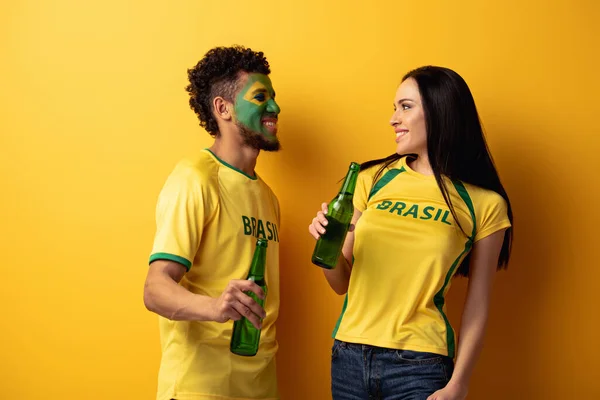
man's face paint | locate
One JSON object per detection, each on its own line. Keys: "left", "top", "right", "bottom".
{"left": 233, "top": 73, "right": 281, "bottom": 151}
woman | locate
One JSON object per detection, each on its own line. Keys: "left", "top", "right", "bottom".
{"left": 308, "top": 66, "right": 513, "bottom": 400}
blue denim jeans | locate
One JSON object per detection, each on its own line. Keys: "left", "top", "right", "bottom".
{"left": 331, "top": 340, "right": 454, "bottom": 400}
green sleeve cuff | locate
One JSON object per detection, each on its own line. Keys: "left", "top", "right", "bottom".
{"left": 149, "top": 253, "right": 192, "bottom": 271}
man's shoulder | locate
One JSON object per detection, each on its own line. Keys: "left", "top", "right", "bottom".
{"left": 162, "top": 151, "right": 220, "bottom": 194}
{"left": 178, "top": 150, "right": 219, "bottom": 179}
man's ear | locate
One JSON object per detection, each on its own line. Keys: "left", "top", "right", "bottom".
{"left": 213, "top": 97, "right": 233, "bottom": 121}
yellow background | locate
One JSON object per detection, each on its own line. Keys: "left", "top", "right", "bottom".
{"left": 1, "top": 0, "right": 599, "bottom": 398}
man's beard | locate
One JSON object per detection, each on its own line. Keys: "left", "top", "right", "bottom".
{"left": 238, "top": 122, "right": 281, "bottom": 152}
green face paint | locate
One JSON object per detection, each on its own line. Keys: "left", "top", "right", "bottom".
{"left": 234, "top": 73, "right": 280, "bottom": 138}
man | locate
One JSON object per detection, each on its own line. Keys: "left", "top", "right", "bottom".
{"left": 144, "top": 45, "right": 282, "bottom": 400}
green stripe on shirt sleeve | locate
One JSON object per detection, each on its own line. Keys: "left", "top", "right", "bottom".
{"left": 149, "top": 252, "right": 192, "bottom": 271}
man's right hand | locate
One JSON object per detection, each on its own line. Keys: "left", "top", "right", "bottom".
{"left": 212, "top": 280, "right": 266, "bottom": 330}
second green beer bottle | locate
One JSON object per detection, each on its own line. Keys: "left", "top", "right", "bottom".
{"left": 230, "top": 238, "right": 268, "bottom": 357}
{"left": 311, "top": 162, "right": 360, "bottom": 269}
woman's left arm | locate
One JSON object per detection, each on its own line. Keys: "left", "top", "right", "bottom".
{"left": 427, "top": 228, "right": 507, "bottom": 400}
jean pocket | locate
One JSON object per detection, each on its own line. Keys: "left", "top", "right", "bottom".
{"left": 331, "top": 339, "right": 346, "bottom": 360}
{"left": 393, "top": 349, "right": 445, "bottom": 365}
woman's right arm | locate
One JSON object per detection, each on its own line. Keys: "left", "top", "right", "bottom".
{"left": 308, "top": 202, "right": 362, "bottom": 295}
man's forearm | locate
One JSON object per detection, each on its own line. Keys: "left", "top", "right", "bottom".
{"left": 144, "top": 276, "right": 216, "bottom": 321}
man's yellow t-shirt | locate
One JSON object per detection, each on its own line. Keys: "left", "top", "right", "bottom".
{"left": 334, "top": 156, "right": 511, "bottom": 358}
{"left": 149, "top": 149, "right": 281, "bottom": 400}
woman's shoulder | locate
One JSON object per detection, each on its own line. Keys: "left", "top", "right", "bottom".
{"left": 460, "top": 182, "right": 509, "bottom": 226}
{"left": 461, "top": 182, "right": 506, "bottom": 205}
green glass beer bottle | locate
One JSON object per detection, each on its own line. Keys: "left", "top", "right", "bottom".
{"left": 311, "top": 162, "right": 360, "bottom": 269}
{"left": 230, "top": 238, "right": 268, "bottom": 357}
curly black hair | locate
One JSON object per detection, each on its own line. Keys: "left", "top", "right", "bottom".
{"left": 185, "top": 45, "right": 271, "bottom": 136}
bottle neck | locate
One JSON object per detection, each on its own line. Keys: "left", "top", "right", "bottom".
{"left": 248, "top": 246, "right": 267, "bottom": 277}
{"left": 339, "top": 167, "right": 359, "bottom": 195}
